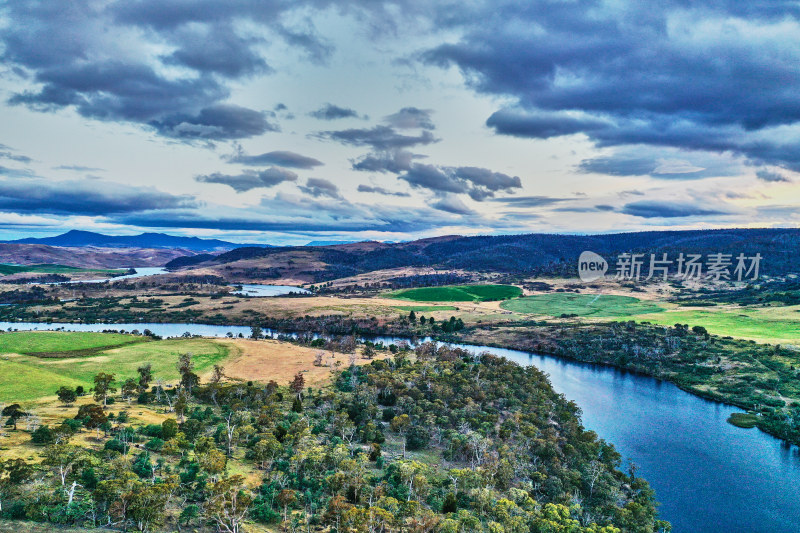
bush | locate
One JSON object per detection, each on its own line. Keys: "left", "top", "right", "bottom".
{"left": 145, "top": 437, "right": 165, "bottom": 451}
{"left": 31, "top": 425, "right": 55, "bottom": 445}
{"left": 405, "top": 425, "right": 430, "bottom": 451}
{"left": 104, "top": 438, "right": 126, "bottom": 454}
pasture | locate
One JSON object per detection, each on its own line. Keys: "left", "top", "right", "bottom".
{"left": 388, "top": 284, "right": 522, "bottom": 302}
{"left": 501, "top": 293, "right": 665, "bottom": 317}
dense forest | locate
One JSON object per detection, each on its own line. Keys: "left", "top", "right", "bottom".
{"left": 0, "top": 344, "right": 669, "bottom": 532}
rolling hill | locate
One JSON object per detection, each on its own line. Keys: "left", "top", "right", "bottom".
{"left": 166, "top": 228, "right": 800, "bottom": 282}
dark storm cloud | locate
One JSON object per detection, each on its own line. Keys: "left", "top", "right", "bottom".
{"left": 195, "top": 168, "right": 298, "bottom": 192}
{"left": 357, "top": 184, "right": 410, "bottom": 197}
{"left": 384, "top": 107, "right": 435, "bottom": 130}
{"left": 227, "top": 150, "right": 324, "bottom": 169}
{"left": 621, "top": 200, "right": 729, "bottom": 219}
{"left": 317, "top": 125, "right": 438, "bottom": 151}
{"left": 756, "top": 169, "right": 791, "bottom": 183}
{"left": 310, "top": 104, "right": 362, "bottom": 120}
{"left": 399, "top": 164, "right": 522, "bottom": 200}
{"left": 423, "top": 0, "right": 800, "bottom": 171}
{"left": 0, "top": 179, "right": 195, "bottom": 215}
{"left": 299, "top": 178, "right": 342, "bottom": 199}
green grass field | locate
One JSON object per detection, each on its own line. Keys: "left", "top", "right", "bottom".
{"left": 0, "top": 263, "right": 124, "bottom": 276}
{"left": 0, "top": 334, "right": 231, "bottom": 402}
{"left": 0, "top": 331, "right": 143, "bottom": 355}
{"left": 391, "top": 305, "right": 458, "bottom": 312}
{"left": 388, "top": 284, "right": 522, "bottom": 302}
{"left": 634, "top": 307, "right": 800, "bottom": 344}
{"left": 501, "top": 293, "right": 665, "bottom": 317}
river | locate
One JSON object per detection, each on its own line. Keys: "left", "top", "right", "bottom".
{"left": 1, "top": 321, "right": 798, "bottom": 532}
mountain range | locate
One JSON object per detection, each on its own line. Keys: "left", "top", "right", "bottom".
{"left": 6, "top": 230, "right": 268, "bottom": 252}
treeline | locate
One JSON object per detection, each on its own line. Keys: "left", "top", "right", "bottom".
{"left": 463, "top": 321, "right": 800, "bottom": 445}
{"left": 0, "top": 345, "right": 669, "bottom": 532}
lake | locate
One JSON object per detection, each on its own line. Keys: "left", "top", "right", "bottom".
{"left": 1, "top": 322, "right": 798, "bottom": 532}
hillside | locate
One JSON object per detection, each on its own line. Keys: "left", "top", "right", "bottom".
{"left": 7, "top": 230, "right": 268, "bottom": 252}
{"left": 0, "top": 243, "right": 196, "bottom": 268}
{"left": 167, "top": 228, "right": 800, "bottom": 282}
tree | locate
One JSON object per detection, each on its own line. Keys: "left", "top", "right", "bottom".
{"left": 2, "top": 404, "right": 25, "bottom": 430}
{"left": 250, "top": 326, "right": 263, "bottom": 340}
{"left": 0, "top": 458, "right": 30, "bottom": 514}
{"left": 363, "top": 344, "right": 376, "bottom": 360}
{"left": 290, "top": 372, "right": 305, "bottom": 397}
{"left": 408, "top": 310, "right": 417, "bottom": 323}
{"left": 161, "top": 418, "right": 179, "bottom": 440}
{"left": 57, "top": 386, "right": 77, "bottom": 406}
{"left": 205, "top": 475, "right": 253, "bottom": 533}
{"left": 93, "top": 372, "right": 116, "bottom": 406}
{"left": 121, "top": 378, "right": 138, "bottom": 404}
{"left": 128, "top": 479, "right": 176, "bottom": 532}
{"left": 277, "top": 488, "right": 297, "bottom": 524}
{"left": 42, "top": 443, "right": 85, "bottom": 487}
{"left": 75, "top": 404, "right": 107, "bottom": 436}
{"left": 177, "top": 353, "right": 199, "bottom": 391}
{"left": 211, "top": 364, "right": 225, "bottom": 384}
{"left": 137, "top": 363, "right": 153, "bottom": 392}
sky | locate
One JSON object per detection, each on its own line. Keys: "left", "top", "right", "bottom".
{"left": 0, "top": 0, "right": 799, "bottom": 245}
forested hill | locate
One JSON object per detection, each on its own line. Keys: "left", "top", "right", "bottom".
{"left": 168, "top": 228, "right": 800, "bottom": 280}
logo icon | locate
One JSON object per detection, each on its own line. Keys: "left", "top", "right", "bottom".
{"left": 578, "top": 251, "right": 608, "bottom": 282}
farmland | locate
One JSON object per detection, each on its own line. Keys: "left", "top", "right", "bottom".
{"left": 387, "top": 283, "right": 522, "bottom": 302}
{"left": 501, "top": 292, "right": 665, "bottom": 317}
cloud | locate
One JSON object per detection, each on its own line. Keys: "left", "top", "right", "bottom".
{"left": 195, "top": 168, "right": 298, "bottom": 192}
{"left": 227, "top": 150, "right": 323, "bottom": 169}
{"left": 151, "top": 104, "right": 278, "bottom": 140}
{"left": 492, "top": 196, "right": 568, "bottom": 208}
{"left": 487, "top": 109, "right": 608, "bottom": 139}
{"left": 310, "top": 104, "right": 363, "bottom": 120}
{"left": 621, "top": 200, "right": 729, "bottom": 219}
{"left": 54, "top": 165, "right": 105, "bottom": 172}
{"left": 384, "top": 107, "right": 435, "bottom": 130}
{"left": 298, "top": 177, "right": 342, "bottom": 199}
{"left": 578, "top": 147, "right": 744, "bottom": 179}
{"left": 0, "top": 145, "right": 32, "bottom": 164}
{"left": 423, "top": 1, "right": 800, "bottom": 172}
{"left": 0, "top": 178, "right": 195, "bottom": 215}
{"left": 0, "top": 1, "right": 330, "bottom": 141}
{"left": 163, "top": 24, "right": 270, "bottom": 78}
{"left": 352, "top": 150, "right": 421, "bottom": 173}
{"left": 0, "top": 166, "right": 37, "bottom": 178}
{"left": 399, "top": 163, "right": 522, "bottom": 200}
{"left": 316, "top": 125, "right": 438, "bottom": 151}
{"left": 357, "top": 184, "right": 410, "bottom": 197}
{"left": 430, "top": 195, "right": 474, "bottom": 215}
{"left": 756, "top": 169, "right": 791, "bottom": 183}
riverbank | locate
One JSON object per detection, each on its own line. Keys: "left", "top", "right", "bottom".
{"left": 453, "top": 320, "right": 800, "bottom": 447}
